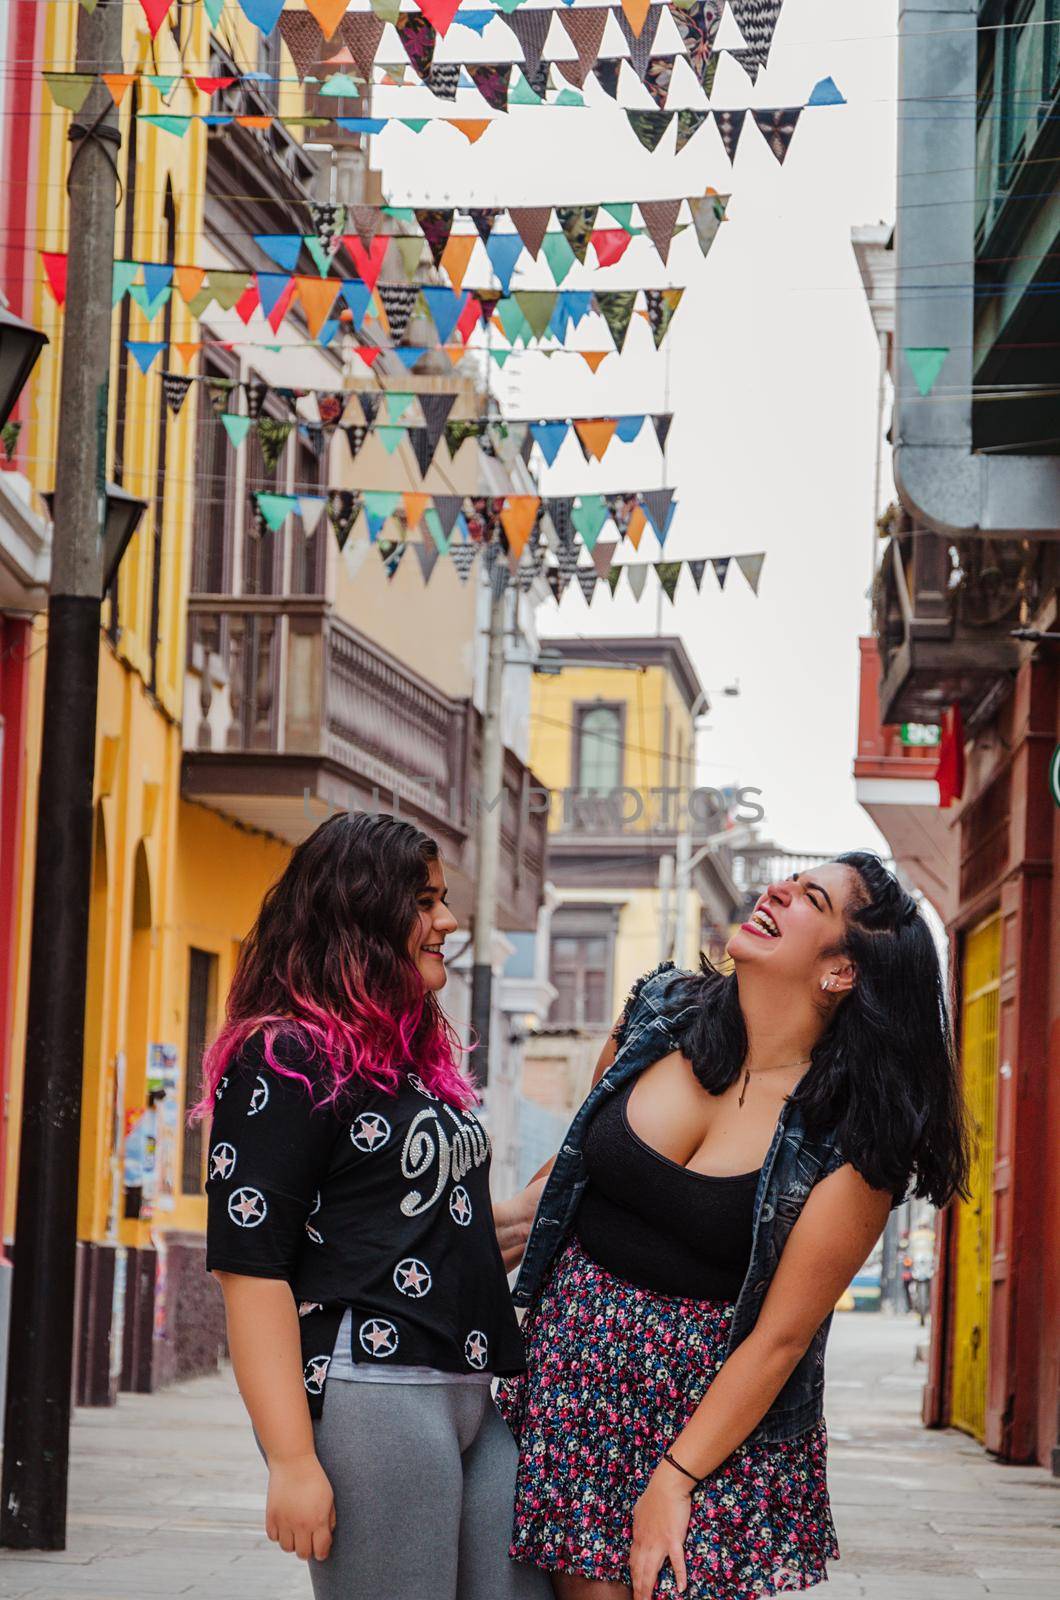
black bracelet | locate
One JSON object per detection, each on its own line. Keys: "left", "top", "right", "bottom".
{"left": 662, "top": 1449, "right": 702, "bottom": 1487}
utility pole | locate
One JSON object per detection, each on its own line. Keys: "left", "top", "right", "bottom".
{"left": 1, "top": 0, "right": 123, "bottom": 1551}
{"left": 470, "top": 572, "right": 508, "bottom": 1087}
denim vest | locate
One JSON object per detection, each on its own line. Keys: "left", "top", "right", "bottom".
{"left": 512, "top": 962, "right": 848, "bottom": 1445}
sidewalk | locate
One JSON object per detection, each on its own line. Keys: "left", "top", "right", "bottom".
{"left": 0, "top": 1311, "right": 1056, "bottom": 1598}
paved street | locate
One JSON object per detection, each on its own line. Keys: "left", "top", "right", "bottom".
{"left": 0, "top": 1312, "right": 1057, "bottom": 1598}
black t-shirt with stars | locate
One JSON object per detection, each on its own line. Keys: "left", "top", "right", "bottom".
{"left": 205, "top": 1031, "right": 525, "bottom": 1416}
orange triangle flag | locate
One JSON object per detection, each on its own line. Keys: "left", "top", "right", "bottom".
{"left": 441, "top": 234, "right": 476, "bottom": 294}
{"left": 620, "top": 0, "right": 653, "bottom": 36}
{"left": 294, "top": 277, "right": 340, "bottom": 338}
{"left": 500, "top": 495, "right": 540, "bottom": 562}
{"left": 579, "top": 351, "right": 610, "bottom": 374}
{"left": 573, "top": 418, "right": 618, "bottom": 462}
{"left": 103, "top": 73, "right": 135, "bottom": 107}
{"left": 403, "top": 493, "right": 430, "bottom": 530}
{"left": 174, "top": 265, "right": 206, "bottom": 303}
{"left": 235, "top": 115, "right": 272, "bottom": 129}
{"left": 444, "top": 346, "right": 466, "bottom": 367}
{"left": 305, "top": 0, "right": 349, "bottom": 39}
{"left": 626, "top": 506, "right": 647, "bottom": 550}
{"left": 173, "top": 341, "right": 202, "bottom": 367}
{"left": 447, "top": 119, "right": 491, "bottom": 145}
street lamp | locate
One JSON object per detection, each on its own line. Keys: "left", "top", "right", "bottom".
{"left": 0, "top": 304, "right": 49, "bottom": 430}
{"left": 43, "top": 481, "right": 148, "bottom": 594}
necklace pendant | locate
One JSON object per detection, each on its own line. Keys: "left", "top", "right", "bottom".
{"left": 738, "top": 1069, "right": 750, "bottom": 1109}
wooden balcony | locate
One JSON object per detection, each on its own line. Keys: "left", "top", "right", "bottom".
{"left": 182, "top": 597, "right": 546, "bottom": 932}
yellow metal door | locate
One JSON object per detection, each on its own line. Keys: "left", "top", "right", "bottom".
{"left": 950, "top": 913, "right": 1001, "bottom": 1441}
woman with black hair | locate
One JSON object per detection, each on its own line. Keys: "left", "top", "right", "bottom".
{"left": 494, "top": 852, "right": 969, "bottom": 1600}
{"left": 197, "top": 812, "right": 549, "bottom": 1600}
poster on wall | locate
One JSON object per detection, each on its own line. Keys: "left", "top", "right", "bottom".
{"left": 147, "top": 1042, "right": 180, "bottom": 1213}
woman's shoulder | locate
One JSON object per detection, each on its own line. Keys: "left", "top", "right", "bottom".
{"left": 614, "top": 961, "right": 700, "bottom": 1044}
{"left": 225, "top": 1024, "right": 331, "bottom": 1099}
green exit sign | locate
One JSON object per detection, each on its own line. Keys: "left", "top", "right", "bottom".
{"left": 900, "top": 723, "right": 941, "bottom": 747}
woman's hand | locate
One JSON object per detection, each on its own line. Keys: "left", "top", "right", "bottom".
{"left": 630, "top": 1461, "right": 692, "bottom": 1598}
{"left": 265, "top": 1451, "right": 336, "bottom": 1561}
{"left": 494, "top": 1174, "right": 547, "bottom": 1271}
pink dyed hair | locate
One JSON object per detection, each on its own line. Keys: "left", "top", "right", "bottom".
{"left": 189, "top": 813, "right": 476, "bottom": 1120}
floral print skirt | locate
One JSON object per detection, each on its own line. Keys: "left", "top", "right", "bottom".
{"left": 496, "top": 1238, "right": 839, "bottom": 1599}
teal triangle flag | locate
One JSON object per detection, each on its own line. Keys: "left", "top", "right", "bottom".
{"left": 509, "top": 70, "right": 542, "bottom": 106}
{"left": 603, "top": 203, "right": 634, "bottom": 230}
{"left": 905, "top": 347, "right": 950, "bottom": 397}
{"left": 491, "top": 349, "right": 514, "bottom": 368}
{"left": 572, "top": 494, "right": 608, "bottom": 552}
{"left": 204, "top": 0, "right": 225, "bottom": 23}
{"left": 221, "top": 414, "right": 252, "bottom": 448}
{"left": 376, "top": 425, "right": 406, "bottom": 454}
{"left": 363, "top": 490, "right": 401, "bottom": 536}
{"left": 128, "top": 283, "right": 172, "bottom": 321}
{"left": 303, "top": 236, "right": 336, "bottom": 277}
{"left": 424, "top": 507, "right": 448, "bottom": 554}
{"left": 400, "top": 118, "right": 429, "bottom": 133}
{"left": 542, "top": 233, "right": 576, "bottom": 286}
{"left": 385, "top": 391, "right": 414, "bottom": 422}
{"left": 112, "top": 261, "right": 139, "bottom": 305}
{"left": 256, "top": 491, "right": 297, "bottom": 532}
{"left": 140, "top": 114, "right": 191, "bottom": 138}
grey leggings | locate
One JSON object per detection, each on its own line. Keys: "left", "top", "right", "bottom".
{"left": 303, "top": 1380, "right": 551, "bottom": 1600}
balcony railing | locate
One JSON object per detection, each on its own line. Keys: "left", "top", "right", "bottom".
{"left": 183, "top": 597, "right": 546, "bottom": 930}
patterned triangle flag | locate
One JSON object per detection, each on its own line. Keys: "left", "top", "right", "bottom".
{"left": 257, "top": 417, "right": 294, "bottom": 471}
{"left": 676, "top": 109, "right": 711, "bottom": 153}
{"left": 652, "top": 413, "right": 673, "bottom": 452}
{"left": 712, "top": 555, "right": 730, "bottom": 590}
{"left": 420, "top": 391, "right": 456, "bottom": 458}
{"left": 433, "top": 494, "right": 465, "bottom": 538}
{"left": 450, "top": 543, "right": 478, "bottom": 583}
{"left": 641, "top": 488, "right": 674, "bottom": 542}
{"left": 688, "top": 559, "right": 707, "bottom": 592}
{"left": 655, "top": 561, "right": 682, "bottom": 603}
{"left": 161, "top": 372, "right": 193, "bottom": 416}
{"left": 639, "top": 199, "right": 681, "bottom": 266}
{"left": 415, "top": 539, "right": 441, "bottom": 585}
{"left": 575, "top": 567, "right": 598, "bottom": 605}
{"left": 507, "top": 9, "right": 553, "bottom": 75}
{"left": 626, "top": 110, "right": 673, "bottom": 152}
{"left": 688, "top": 191, "right": 730, "bottom": 258}
{"left": 548, "top": 495, "right": 576, "bottom": 548}
{"left": 343, "top": 423, "right": 368, "bottom": 460}
{"left": 339, "top": 11, "right": 386, "bottom": 78}
{"left": 467, "top": 63, "right": 512, "bottom": 112}
{"left": 414, "top": 209, "right": 454, "bottom": 268}
{"left": 670, "top": 1, "right": 724, "bottom": 88}
{"left": 508, "top": 207, "right": 551, "bottom": 261}
{"left": 735, "top": 552, "right": 765, "bottom": 594}
{"left": 728, "top": 0, "right": 783, "bottom": 63}
{"left": 591, "top": 539, "right": 618, "bottom": 581}
{"left": 615, "top": 5, "right": 662, "bottom": 79}
{"left": 596, "top": 291, "right": 637, "bottom": 353}
{"left": 277, "top": 11, "right": 323, "bottom": 78}
{"left": 328, "top": 490, "right": 362, "bottom": 550}
{"left": 469, "top": 208, "right": 502, "bottom": 246}
{"left": 378, "top": 283, "right": 421, "bottom": 343}
{"left": 396, "top": 12, "right": 437, "bottom": 77}
{"left": 752, "top": 107, "right": 802, "bottom": 165}
{"left": 555, "top": 205, "right": 598, "bottom": 265}
{"left": 591, "top": 58, "right": 623, "bottom": 98}
{"left": 556, "top": 6, "right": 609, "bottom": 88}
{"left": 714, "top": 108, "right": 747, "bottom": 164}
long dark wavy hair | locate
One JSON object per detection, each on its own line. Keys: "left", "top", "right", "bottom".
{"left": 191, "top": 812, "right": 473, "bottom": 1118}
{"left": 675, "top": 851, "right": 970, "bottom": 1207}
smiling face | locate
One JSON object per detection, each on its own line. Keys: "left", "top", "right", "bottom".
{"left": 727, "top": 862, "right": 863, "bottom": 995}
{"left": 408, "top": 856, "right": 458, "bottom": 992}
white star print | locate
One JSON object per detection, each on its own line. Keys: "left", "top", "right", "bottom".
{"left": 449, "top": 1186, "right": 472, "bottom": 1226}
{"left": 248, "top": 1075, "right": 270, "bottom": 1116}
{"left": 464, "top": 1330, "right": 488, "bottom": 1370}
{"left": 407, "top": 1073, "right": 437, "bottom": 1100}
{"left": 227, "top": 1187, "right": 267, "bottom": 1228}
{"left": 305, "top": 1223, "right": 324, "bottom": 1245}
{"left": 215, "top": 1075, "right": 229, "bottom": 1100}
{"left": 298, "top": 1301, "right": 323, "bottom": 1317}
{"left": 350, "top": 1112, "right": 391, "bottom": 1152}
{"left": 209, "top": 1142, "right": 236, "bottom": 1181}
{"left": 393, "top": 1258, "right": 432, "bottom": 1298}
{"left": 359, "top": 1318, "right": 399, "bottom": 1358}
{"left": 310, "top": 1189, "right": 321, "bottom": 1215}
{"left": 303, "top": 1355, "right": 331, "bottom": 1395}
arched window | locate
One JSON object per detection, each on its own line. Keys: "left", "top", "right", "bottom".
{"left": 576, "top": 703, "right": 623, "bottom": 792}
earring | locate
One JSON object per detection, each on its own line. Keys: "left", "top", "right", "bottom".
{"left": 820, "top": 978, "right": 830, "bottom": 991}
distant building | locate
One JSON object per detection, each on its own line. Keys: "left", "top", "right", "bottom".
{"left": 855, "top": 1, "right": 1060, "bottom": 1473}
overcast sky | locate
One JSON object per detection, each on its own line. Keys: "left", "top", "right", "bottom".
{"left": 378, "top": 0, "right": 898, "bottom": 856}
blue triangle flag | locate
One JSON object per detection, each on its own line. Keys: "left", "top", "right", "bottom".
{"left": 339, "top": 280, "right": 373, "bottom": 325}
{"left": 255, "top": 234, "right": 302, "bottom": 272}
{"left": 420, "top": 287, "right": 467, "bottom": 347}
{"left": 615, "top": 415, "right": 645, "bottom": 443}
{"left": 807, "top": 76, "right": 846, "bottom": 106}
{"left": 530, "top": 421, "right": 569, "bottom": 467}
{"left": 256, "top": 272, "right": 293, "bottom": 319}
{"left": 126, "top": 341, "right": 165, "bottom": 374}
{"left": 335, "top": 117, "right": 387, "bottom": 134}
{"left": 563, "top": 291, "right": 594, "bottom": 326}
{"left": 141, "top": 263, "right": 173, "bottom": 302}
{"left": 454, "top": 10, "right": 493, "bottom": 33}
{"left": 485, "top": 233, "right": 523, "bottom": 295}
{"left": 317, "top": 319, "right": 339, "bottom": 347}
{"left": 394, "top": 347, "right": 427, "bottom": 369}
{"left": 201, "top": 115, "right": 234, "bottom": 127}
{"left": 237, "top": 0, "right": 284, "bottom": 35}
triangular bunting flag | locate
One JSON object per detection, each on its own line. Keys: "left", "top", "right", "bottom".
{"left": 688, "top": 191, "right": 730, "bottom": 258}
{"left": 328, "top": 490, "right": 361, "bottom": 550}
{"left": 161, "top": 372, "right": 193, "bottom": 416}
{"left": 596, "top": 291, "right": 638, "bottom": 353}
{"left": 467, "top": 63, "right": 512, "bottom": 112}
{"left": 126, "top": 340, "right": 165, "bottom": 374}
{"left": 507, "top": 9, "right": 552, "bottom": 75}
{"left": 257, "top": 417, "right": 294, "bottom": 471}
{"left": 905, "top": 346, "right": 950, "bottom": 397}
{"left": 639, "top": 199, "right": 682, "bottom": 266}
{"left": 591, "top": 229, "right": 632, "bottom": 268}
{"left": 714, "top": 107, "right": 747, "bottom": 164}
{"left": 342, "top": 423, "right": 368, "bottom": 460}
{"left": 735, "top": 552, "right": 765, "bottom": 594}
{"left": 573, "top": 418, "right": 618, "bottom": 462}
{"left": 433, "top": 495, "right": 465, "bottom": 538}
{"left": 396, "top": 12, "right": 437, "bottom": 77}
{"left": 255, "top": 491, "right": 298, "bottom": 533}
{"left": 752, "top": 106, "right": 802, "bottom": 164}
{"left": 508, "top": 208, "right": 551, "bottom": 261}
{"left": 531, "top": 421, "right": 569, "bottom": 467}
{"left": 652, "top": 413, "right": 673, "bottom": 452}
{"left": 627, "top": 563, "right": 649, "bottom": 601}
{"left": 641, "top": 488, "right": 675, "bottom": 541}
{"left": 378, "top": 283, "right": 421, "bottom": 343}
{"left": 469, "top": 208, "right": 501, "bottom": 246}
{"left": 575, "top": 567, "right": 598, "bottom": 605}
{"left": 441, "top": 236, "right": 476, "bottom": 295}
{"left": 419, "top": 391, "right": 456, "bottom": 457}
{"left": 572, "top": 494, "right": 608, "bottom": 551}
{"left": 555, "top": 205, "right": 598, "bottom": 265}
{"left": 676, "top": 109, "right": 711, "bottom": 153}
{"left": 277, "top": 11, "right": 324, "bottom": 78}
{"left": 626, "top": 110, "right": 673, "bottom": 153}
{"left": 450, "top": 543, "right": 478, "bottom": 583}
{"left": 655, "top": 560, "right": 682, "bottom": 602}
{"left": 591, "top": 539, "right": 618, "bottom": 581}
{"left": 712, "top": 555, "right": 730, "bottom": 589}
{"left": 688, "top": 559, "right": 707, "bottom": 592}
{"left": 556, "top": 6, "right": 609, "bottom": 88}
{"left": 414, "top": 209, "right": 454, "bottom": 268}
{"left": 415, "top": 539, "right": 440, "bottom": 585}
{"left": 615, "top": 5, "right": 662, "bottom": 79}
{"left": 485, "top": 234, "right": 523, "bottom": 294}
{"left": 344, "top": 235, "right": 390, "bottom": 293}
{"left": 500, "top": 495, "right": 540, "bottom": 562}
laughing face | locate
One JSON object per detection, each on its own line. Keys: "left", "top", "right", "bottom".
{"left": 408, "top": 856, "right": 458, "bottom": 992}
{"left": 727, "top": 863, "right": 861, "bottom": 995}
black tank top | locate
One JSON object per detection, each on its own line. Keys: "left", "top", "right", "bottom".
{"left": 575, "top": 1078, "right": 760, "bottom": 1301}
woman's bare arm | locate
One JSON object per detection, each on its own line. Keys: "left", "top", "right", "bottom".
{"left": 494, "top": 1026, "right": 621, "bottom": 1270}
{"left": 214, "top": 1272, "right": 335, "bottom": 1561}
{"left": 628, "top": 1166, "right": 891, "bottom": 1600}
